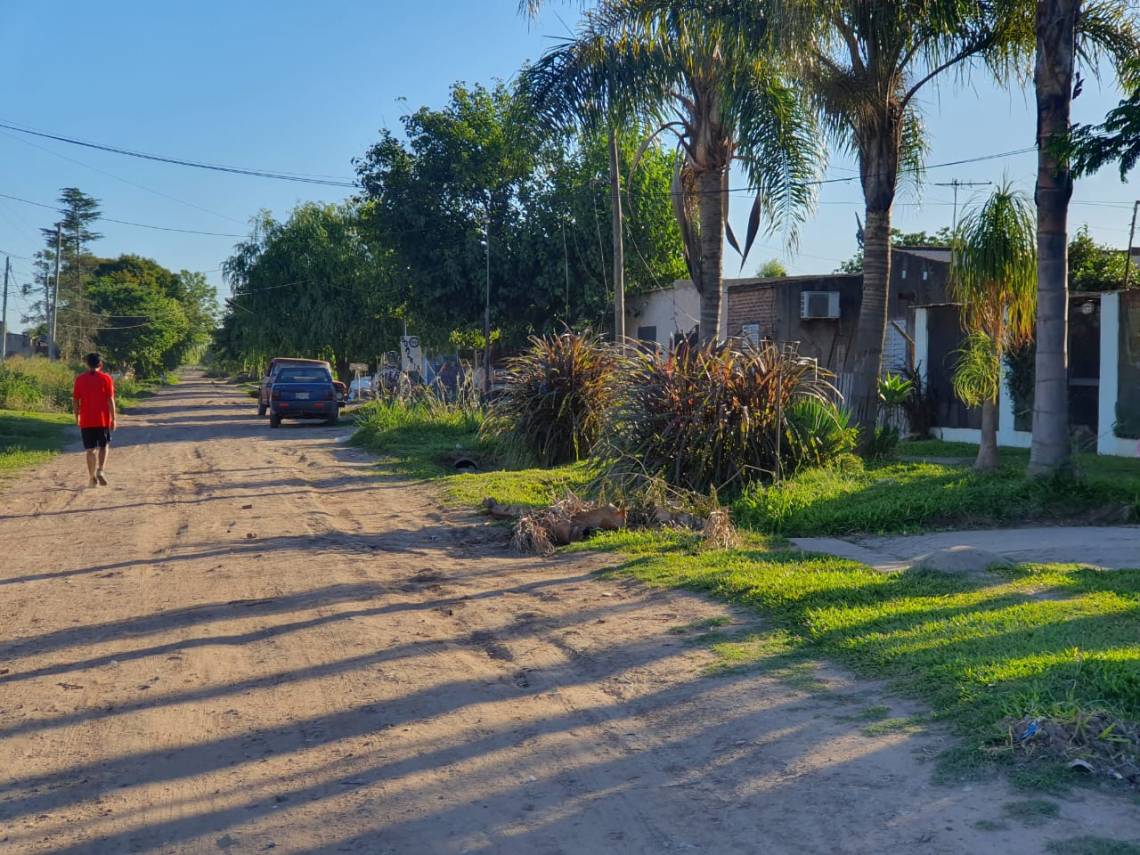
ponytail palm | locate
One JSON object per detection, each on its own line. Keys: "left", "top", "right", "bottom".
{"left": 524, "top": 1, "right": 821, "bottom": 344}
{"left": 950, "top": 182, "right": 1037, "bottom": 472}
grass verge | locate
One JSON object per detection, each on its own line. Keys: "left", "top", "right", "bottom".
{"left": 574, "top": 528, "right": 1140, "bottom": 789}
{"left": 0, "top": 410, "right": 72, "bottom": 479}
{"left": 735, "top": 442, "right": 1140, "bottom": 535}
{"left": 353, "top": 410, "right": 1140, "bottom": 787}
{"left": 351, "top": 399, "right": 592, "bottom": 508}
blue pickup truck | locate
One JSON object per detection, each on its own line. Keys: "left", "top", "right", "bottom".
{"left": 268, "top": 365, "right": 340, "bottom": 428}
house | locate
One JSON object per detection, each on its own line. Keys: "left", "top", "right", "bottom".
{"left": 625, "top": 246, "right": 952, "bottom": 383}
{"left": 2, "top": 331, "right": 34, "bottom": 359}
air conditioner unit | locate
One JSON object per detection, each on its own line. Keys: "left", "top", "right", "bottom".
{"left": 800, "top": 291, "right": 841, "bottom": 320}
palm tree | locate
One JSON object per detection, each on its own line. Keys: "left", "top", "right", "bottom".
{"left": 524, "top": 2, "right": 820, "bottom": 344}
{"left": 949, "top": 182, "right": 1037, "bottom": 472}
{"left": 722, "top": 0, "right": 1039, "bottom": 448}
{"left": 1029, "top": 1, "right": 1137, "bottom": 476}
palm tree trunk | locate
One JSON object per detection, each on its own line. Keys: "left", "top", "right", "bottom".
{"left": 848, "top": 206, "right": 892, "bottom": 443}
{"left": 697, "top": 168, "right": 726, "bottom": 344}
{"left": 976, "top": 398, "right": 1000, "bottom": 471}
{"left": 608, "top": 126, "right": 626, "bottom": 345}
{"left": 1028, "top": 0, "right": 1076, "bottom": 477}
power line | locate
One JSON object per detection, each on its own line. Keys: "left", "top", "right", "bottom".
{"left": 0, "top": 118, "right": 358, "bottom": 188}
{"left": 0, "top": 191, "right": 245, "bottom": 237}
{"left": 0, "top": 128, "right": 246, "bottom": 225}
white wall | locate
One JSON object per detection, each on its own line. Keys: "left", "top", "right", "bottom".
{"left": 625, "top": 280, "right": 700, "bottom": 348}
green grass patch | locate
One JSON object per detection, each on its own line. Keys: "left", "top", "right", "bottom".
{"left": 575, "top": 530, "right": 1140, "bottom": 779}
{"left": 351, "top": 399, "right": 592, "bottom": 509}
{"left": 0, "top": 409, "right": 72, "bottom": 477}
{"left": 734, "top": 454, "right": 1140, "bottom": 535}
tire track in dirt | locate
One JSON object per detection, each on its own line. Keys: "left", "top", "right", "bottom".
{"left": 2, "top": 372, "right": 1140, "bottom": 854}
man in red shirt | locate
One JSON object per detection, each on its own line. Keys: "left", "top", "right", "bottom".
{"left": 73, "top": 352, "right": 117, "bottom": 487}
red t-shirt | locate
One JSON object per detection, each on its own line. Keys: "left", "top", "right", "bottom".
{"left": 73, "top": 370, "right": 116, "bottom": 429}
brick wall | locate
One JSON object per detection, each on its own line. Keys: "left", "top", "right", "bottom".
{"left": 726, "top": 283, "right": 778, "bottom": 339}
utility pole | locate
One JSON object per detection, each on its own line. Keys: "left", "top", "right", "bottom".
{"left": 934, "top": 179, "right": 992, "bottom": 233}
{"left": 561, "top": 217, "right": 570, "bottom": 320}
{"left": 1124, "top": 200, "right": 1139, "bottom": 290}
{"left": 1, "top": 256, "right": 9, "bottom": 362}
{"left": 50, "top": 223, "right": 62, "bottom": 360}
{"left": 483, "top": 216, "right": 491, "bottom": 397}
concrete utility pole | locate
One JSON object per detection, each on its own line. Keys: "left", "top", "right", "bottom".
{"left": 1124, "top": 200, "right": 1139, "bottom": 290}
{"left": 50, "top": 223, "right": 62, "bottom": 360}
{"left": 934, "top": 179, "right": 992, "bottom": 233}
{"left": 1, "top": 256, "right": 9, "bottom": 362}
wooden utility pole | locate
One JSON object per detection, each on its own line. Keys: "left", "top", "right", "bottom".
{"left": 50, "top": 223, "right": 62, "bottom": 359}
{"left": 1, "top": 256, "right": 9, "bottom": 362}
{"left": 1124, "top": 200, "right": 1139, "bottom": 290}
{"left": 483, "top": 217, "right": 491, "bottom": 397}
{"left": 608, "top": 127, "right": 625, "bottom": 345}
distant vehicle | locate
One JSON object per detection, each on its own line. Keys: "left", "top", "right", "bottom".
{"left": 268, "top": 365, "right": 340, "bottom": 428}
{"left": 347, "top": 375, "right": 374, "bottom": 402}
{"left": 259, "top": 358, "right": 333, "bottom": 417}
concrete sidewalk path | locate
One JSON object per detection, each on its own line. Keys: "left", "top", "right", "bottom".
{"left": 791, "top": 526, "right": 1140, "bottom": 572}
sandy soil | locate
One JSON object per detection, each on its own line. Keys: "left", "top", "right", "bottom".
{"left": 1, "top": 373, "right": 1137, "bottom": 854}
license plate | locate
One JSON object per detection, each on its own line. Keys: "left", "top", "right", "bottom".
{"left": 295, "top": 392, "right": 310, "bottom": 400}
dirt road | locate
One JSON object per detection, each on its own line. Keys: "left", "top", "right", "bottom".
{"left": 1, "top": 375, "right": 1137, "bottom": 854}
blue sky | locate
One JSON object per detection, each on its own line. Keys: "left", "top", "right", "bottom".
{"left": 0, "top": 1, "right": 1135, "bottom": 331}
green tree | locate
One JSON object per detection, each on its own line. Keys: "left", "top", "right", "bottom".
{"left": 949, "top": 183, "right": 1037, "bottom": 472}
{"left": 1029, "top": 2, "right": 1137, "bottom": 476}
{"left": 22, "top": 187, "right": 103, "bottom": 360}
{"left": 727, "top": 0, "right": 1041, "bottom": 446}
{"left": 86, "top": 259, "right": 189, "bottom": 378}
{"left": 757, "top": 258, "right": 788, "bottom": 278}
{"left": 1068, "top": 66, "right": 1140, "bottom": 180}
{"left": 837, "top": 227, "right": 954, "bottom": 273}
{"left": 527, "top": 3, "right": 820, "bottom": 345}
{"left": 356, "top": 82, "right": 540, "bottom": 351}
{"left": 356, "top": 81, "right": 687, "bottom": 349}
{"left": 221, "top": 203, "right": 399, "bottom": 379}
{"left": 1068, "top": 226, "right": 1129, "bottom": 292}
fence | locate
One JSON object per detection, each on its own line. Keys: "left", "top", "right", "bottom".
{"left": 915, "top": 293, "right": 1140, "bottom": 458}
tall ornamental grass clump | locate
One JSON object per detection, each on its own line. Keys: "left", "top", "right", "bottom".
{"left": 597, "top": 340, "right": 853, "bottom": 495}
{"left": 0, "top": 357, "right": 74, "bottom": 411}
{"left": 483, "top": 331, "right": 618, "bottom": 466}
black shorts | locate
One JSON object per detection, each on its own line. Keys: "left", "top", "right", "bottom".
{"left": 80, "top": 428, "right": 112, "bottom": 450}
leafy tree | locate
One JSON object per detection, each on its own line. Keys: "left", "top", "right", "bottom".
{"left": 221, "top": 203, "right": 399, "bottom": 379}
{"left": 22, "top": 187, "right": 103, "bottom": 360}
{"left": 356, "top": 82, "right": 540, "bottom": 352}
{"left": 1068, "top": 67, "right": 1140, "bottom": 179}
{"left": 837, "top": 227, "right": 953, "bottom": 273}
{"left": 86, "top": 258, "right": 190, "bottom": 377}
{"left": 731, "top": 0, "right": 1040, "bottom": 446}
{"left": 949, "top": 183, "right": 1037, "bottom": 472}
{"left": 757, "top": 258, "right": 788, "bottom": 278}
{"left": 1068, "top": 226, "right": 1129, "bottom": 292}
{"left": 527, "top": 2, "right": 820, "bottom": 344}
{"left": 1029, "top": 2, "right": 1137, "bottom": 476}
{"left": 355, "top": 81, "right": 686, "bottom": 349}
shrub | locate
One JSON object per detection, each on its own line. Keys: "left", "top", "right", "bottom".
{"left": 482, "top": 331, "right": 618, "bottom": 466}
{"left": 596, "top": 340, "right": 845, "bottom": 496}
{"left": 0, "top": 357, "right": 74, "bottom": 411}
{"left": 783, "top": 398, "right": 858, "bottom": 469}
